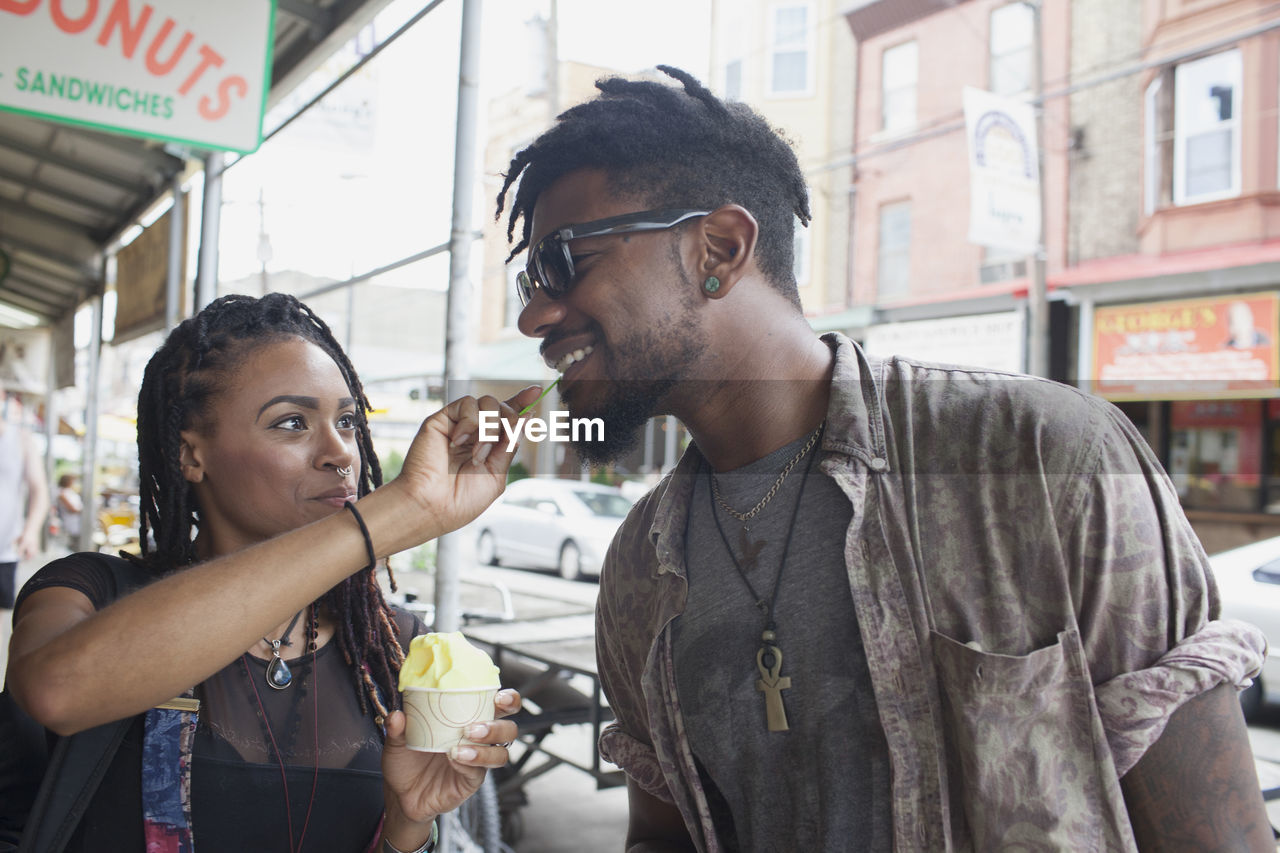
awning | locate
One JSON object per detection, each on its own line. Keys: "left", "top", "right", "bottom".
{"left": 0, "top": 0, "right": 396, "bottom": 327}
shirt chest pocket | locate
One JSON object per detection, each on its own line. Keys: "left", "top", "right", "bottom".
{"left": 930, "top": 627, "right": 1133, "bottom": 853}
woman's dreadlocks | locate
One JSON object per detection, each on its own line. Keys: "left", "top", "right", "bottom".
{"left": 130, "top": 292, "right": 403, "bottom": 720}
{"left": 496, "top": 65, "right": 812, "bottom": 307}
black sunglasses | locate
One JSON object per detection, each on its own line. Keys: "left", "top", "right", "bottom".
{"left": 516, "top": 208, "right": 711, "bottom": 306}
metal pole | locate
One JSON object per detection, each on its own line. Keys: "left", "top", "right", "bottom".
{"left": 194, "top": 151, "right": 224, "bottom": 311}
{"left": 1075, "top": 297, "right": 1094, "bottom": 394}
{"left": 1025, "top": 0, "right": 1049, "bottom": 377}
{"left": 435, "top": 7, "right": 482, "bottom": 850}
{"left": 346, "top": 281, "right": 356, "bottom": 352}
{"left": 258, "top": 187, "right": 269, "bottom": 296}
{"left": 434, "top": 0, "right": 483, "bottom": 637}
{"left": 167, "top": 177, "right": 185, "bottom": 331}
{"left": 642, "top": 418, "right": 654, "bottom": 474}
{"left": 43, "top": 336, "right": 56, "bottom": 552}
{"left": 78, "top": 287, "right": 103, "bottom": 553}
{"left": 663, "top": 415, "right": 678, "bottom": 475}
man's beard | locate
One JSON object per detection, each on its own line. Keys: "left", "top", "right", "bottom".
{"left": 561, "top": 321, "right": 704, "bottom": 466}
{"left": 554, "top": 244, "right": 705, "bottom": 466}
{"left": 562, "top": 376, "right": 675, "bottom": 466}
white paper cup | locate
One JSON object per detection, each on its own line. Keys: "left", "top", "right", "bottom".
{"left": 401, "top": 685, "right": 501, "bottom": 753}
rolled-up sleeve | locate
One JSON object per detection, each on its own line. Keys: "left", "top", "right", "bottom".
{"left": 595, "top": 515, "right": 676, "bottom": 804}
{"left": 1066, "top": 403, "right": 1267, "bottom": 776}
{"left": 1096, "top": 619, "right": 1265, "bottom": 775}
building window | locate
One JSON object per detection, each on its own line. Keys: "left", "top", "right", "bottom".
{"left": 881, "top": 41, "right": 917, "bottom": 135}
{"left": 979, "top": 244, "right": 1027, "bottom": 284}
{"left": 877, "top": 201, "right": 911, "bottom": 301}
{"left": 989, "top": 3, "right": 1033, "bottom": 96}
{"left": 793, "top": 220, "right": 810, "bottom": 286}
{"left": 1173, "top": 49, "right": 1241, "bottom": 205}
{"left": 725, "top": 58, "right": 743, "bottom": 100}
{"left": 768, "top": 3, "right": 811, "bottom": 96}
{"left": 721, "top": 12, "right": 745, "bottom": 100}
{"left": 1169, "top": 399, "right": 1261, "bottom": 512}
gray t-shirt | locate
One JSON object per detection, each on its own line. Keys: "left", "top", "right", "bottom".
{"left": 672, "top": 433, "right": 893, "bottom": 851}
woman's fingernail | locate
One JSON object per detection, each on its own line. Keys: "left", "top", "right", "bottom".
{"left": 497, "top": 690, "right": 517, "bottom": 705}
{"left": 451, "top": 433, "right": 470, "bottom": 447}
{"left": 452, "top": 746, "right": 477, "bottom": 761}
{"left": 467, "top": 723, "right": 489, "bottom": 738}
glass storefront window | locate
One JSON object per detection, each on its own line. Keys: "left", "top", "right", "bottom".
{"left": 1168, "top": 400, "right": 1261, "bottom": 511}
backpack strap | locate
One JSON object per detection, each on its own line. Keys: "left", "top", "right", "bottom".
{"left": 16, "top": 554, "right": 153, "bottom": 853}
{"left": 17, "top": 717, "right": 134, "bottom": 853}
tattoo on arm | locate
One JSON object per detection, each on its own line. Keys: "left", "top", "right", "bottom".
{"left": 1120, "top": 683, "right": 1273, "bottom": 851}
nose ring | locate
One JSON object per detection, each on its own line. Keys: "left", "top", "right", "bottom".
{"left": 336, "top": 466, "right": 353, "bottom": 477}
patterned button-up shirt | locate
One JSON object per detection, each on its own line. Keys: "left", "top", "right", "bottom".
{"left": 596, "top": 333, "right": 1266, "bottom": 852}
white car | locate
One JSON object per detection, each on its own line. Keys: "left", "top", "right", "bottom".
{"left": 474, "top": 478, "right": 634, "bottom": 580}
{"left": 1209, "top": 534, "right": 1280, "bottom": 719}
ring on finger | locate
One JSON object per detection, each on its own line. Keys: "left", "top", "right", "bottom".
{"left": 495, "top": 740, "right": 514, "bottom": 748}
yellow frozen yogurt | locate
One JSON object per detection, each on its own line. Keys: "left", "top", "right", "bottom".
{"left": 399, "top": 631, "right": 500, "bottom": 690}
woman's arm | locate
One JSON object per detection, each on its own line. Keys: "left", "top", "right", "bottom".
{"left": 6, "top": 390, "right": 540, "bottom": 735}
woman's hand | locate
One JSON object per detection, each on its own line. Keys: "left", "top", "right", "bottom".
{"left": 390, "top": 387, "right": 543, "bottom": 542}
{"left": 379, "top": 689, "right": 522, "bottom": 848}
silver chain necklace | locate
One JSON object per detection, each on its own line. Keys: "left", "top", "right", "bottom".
{"left": 710, "top": 422, "right": 824, "bottom": 523}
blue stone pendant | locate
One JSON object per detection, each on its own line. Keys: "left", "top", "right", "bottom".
{"left": 266, "top": 650, "right": 292, "bottom": 689}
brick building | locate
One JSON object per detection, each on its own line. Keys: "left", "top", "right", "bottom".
{"left": 842, "top": 0, "right": 1280, "bottom": 550}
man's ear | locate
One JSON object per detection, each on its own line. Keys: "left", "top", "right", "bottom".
{"left": 178, "top": 430, "right": 206, "bottom": 484}
{"left": 694, "top": 205, "right": 758, "bottom": 299}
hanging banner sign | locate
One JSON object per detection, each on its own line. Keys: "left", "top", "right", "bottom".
{"left": 963, "top": 86, "right": 1041, "bottom": 255}
{"left": 0, "top": 0, "right": 276, "bottom": 153}
{"left": 1092, "top": 293, "right": 1280, "bottom": 400}
{"left": 863, "top": 311, "right": 1025, "bottom": 374}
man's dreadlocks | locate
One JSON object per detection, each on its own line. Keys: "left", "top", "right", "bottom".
{"left": 496, "top": 65, "right": 812, "bottom": 307}
{"left": 131, "top": 292, "right": 403, "bottom": 720}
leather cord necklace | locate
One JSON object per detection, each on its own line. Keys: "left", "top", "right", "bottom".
{"left": 263, "top": 609, "right": 304, "bottom": 690}
{"left": 243, "top": 604, "right": 320, "bottom": 853}
{"left": 706, "top": 433, "right": 821, "bottom": 732}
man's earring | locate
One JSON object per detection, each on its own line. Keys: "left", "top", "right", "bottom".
{"left": 703, "top": 276, "right": 721, "bottom": 294}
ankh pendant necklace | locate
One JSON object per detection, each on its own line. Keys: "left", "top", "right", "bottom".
{"left": 706, "top": 429, "right": 822, "bottom": 732}
{"left": 263, "top": 609, "right": 304, "bottom": 690}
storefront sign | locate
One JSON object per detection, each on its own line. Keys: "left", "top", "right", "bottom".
{"left": 0, "top": 0, "right": 276, "bottom": 153}
{"left": 862, "top": 311, "right": 1025, "bottom": 374}
{"left": 963, "top": 86, "right": 1041, "bottom": 255}
{"left": 114, "top": 194, "right": 187, "bottom": 342}
{"left": 1092, "top": 293, "right": 1280, "bottom": 399}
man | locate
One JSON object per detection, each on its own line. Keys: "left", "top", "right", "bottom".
{"left": 0, "top": 392, "right": 49, "bottom": 652}
{"left": 498, "top": 67, "right": 1271, "bottom": 851}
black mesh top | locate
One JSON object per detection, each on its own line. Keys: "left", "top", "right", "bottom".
{"left": 15, "top": 553, "right": 426, "bottom": 853}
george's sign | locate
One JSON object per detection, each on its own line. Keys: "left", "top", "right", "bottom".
{"left": 0, "top": 0, "right": 275, "bottom": 153}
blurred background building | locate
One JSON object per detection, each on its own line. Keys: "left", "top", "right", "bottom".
{"left": 5, "top": 0, "right": 1280, "bottom": 552}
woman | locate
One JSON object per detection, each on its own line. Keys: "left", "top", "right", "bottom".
{"left": 5, "top": 293, "right": 541, "bottom": 852}
{"left": 54, "top": 474, "right": 82, "bottom": 545}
